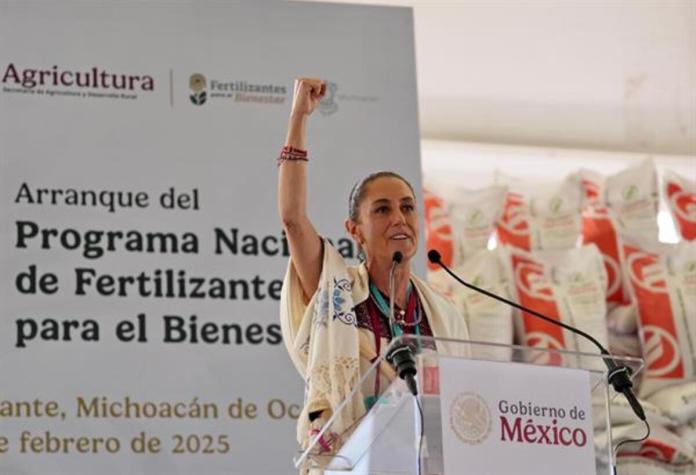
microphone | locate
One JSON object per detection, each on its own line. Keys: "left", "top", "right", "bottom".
{"left": 386, "top": 251, "right": 419, "bottom": 396}
{"left": 427, "top": 249, "right": 646, "bottom": 421}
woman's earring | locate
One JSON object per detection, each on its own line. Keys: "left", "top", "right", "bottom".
{"left": 357, "top": 249, "right": 366, "bottom": 262}
{"left": 356, "top": 242, "right": 366, "bottom": 262}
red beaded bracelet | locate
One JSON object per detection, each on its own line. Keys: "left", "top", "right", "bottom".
{"left": 277, "top": 145, "right": 308, "bottom": 166}
{"left": 308, "top": 428, "right": 338, "bottom": 454}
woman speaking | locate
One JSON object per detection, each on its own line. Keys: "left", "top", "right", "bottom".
{"left": 278, "top": 78, "right": 470, "bottom": 461}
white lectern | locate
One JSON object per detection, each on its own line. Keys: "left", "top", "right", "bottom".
{"left": 295, "top": 336, "right": 644, "bottom": 475}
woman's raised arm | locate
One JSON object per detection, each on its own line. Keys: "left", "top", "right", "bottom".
{"left": 277, "top": 78, "right": 326, "bottom": 300}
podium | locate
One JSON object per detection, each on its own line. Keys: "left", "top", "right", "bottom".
{"left": 294, "top": 336, "right": 644, "bottom": 475}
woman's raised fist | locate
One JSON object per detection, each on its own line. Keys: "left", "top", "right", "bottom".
{"left": 290, "top": 78, "right": 326, "bottom": 117}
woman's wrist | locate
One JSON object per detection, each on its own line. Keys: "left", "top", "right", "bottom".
{"left": 287, "top": 112, "right": 308, "bottom": 135}
{"left": 289, "top": 111, "right": 308, "bottom": 123}
{"left": 285, "top": 114, "right": 307, "bottom": 149}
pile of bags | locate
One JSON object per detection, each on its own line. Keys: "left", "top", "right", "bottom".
{"left": 424, "top": 159, "right": 696, "bottom": 473}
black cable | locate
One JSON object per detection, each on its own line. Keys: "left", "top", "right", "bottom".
{"left": 432, "top": 253, "right": 606, "bottom": 352}
{"left": 416, "top": 396, "right": 424, "bottom": 475}
{"left": 428, "top": 249, "right": 647, "bottom": 423}
{"left": 612, "top": 420, "right": 651, "bottom": 475}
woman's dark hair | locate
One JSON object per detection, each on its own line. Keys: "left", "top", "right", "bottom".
{"left": 348, "top": 171, "right": 416, "bottom": 222}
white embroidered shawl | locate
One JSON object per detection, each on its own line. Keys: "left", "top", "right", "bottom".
{"left": 280, "top": 239, "right": 470, "bottom": 445}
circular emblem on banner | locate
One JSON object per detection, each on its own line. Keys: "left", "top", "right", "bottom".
{"left": 499, "top": 198, "right": 530, "bottom": 236}
{"left": 602, "top": 254, "right": 622, "bottom": 298}
{"left": 643, "top": 325, "right": 681, "bottom": 377}
{"left": 515, "top": 262, "right": 555, "bottom": 302}
{"left": 670, "top": 190, "right": 696, "bottom": 223}
{"left": 450, "top": 392, "right": 491, "bottom": 445}
{"left": 626, "top": 251, "right": 667, "bottom": 294}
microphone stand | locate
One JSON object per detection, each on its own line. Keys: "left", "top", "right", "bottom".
{"left": 386, "top": 251, "right": 419, "bottom": 396}
{"left": 387, "top": 251, "right": 425, "bottom": 475}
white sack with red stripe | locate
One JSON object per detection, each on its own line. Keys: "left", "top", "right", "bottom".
{"left": 423, "top": 179, "right": 506, "bottom": 272}
{"left": 424, "top": 185, "right": 456, "bottom": 273}
{"left": 607, "top": 304, "right": 643, "bottom": 358}
{"left": 613, "top": 457, "right": 696, "bottom": 475}
{"left": 447, "top": 184, "right": 506, "bottom": 260}
{"left": 623, "top": 237, "right": 696, "bottom": 397}
{"left": 601, "top": 423, "right": 695, "bottom": 466}
{"left": 678, "top": 419, "right": 696, "bottom": 448}
{"left": 581, "top": 159, "right": 660, "bottom": 306}
{"left": 664, "top": 169, "right": 696, "bottom": 241}
{"left": 448, "top": 248, "right": 514, "bottom": 362}
{"left": 592, "top": 397, "right": 675, "bottom": 431}
{"left": 495, "top": 171, "right": 583, "bottom": 251}
{"left": 647, "top": 382, "right": 696, "bottom": 426}
{"left": 508, "top": 244, "right": 609, "bottom": 371}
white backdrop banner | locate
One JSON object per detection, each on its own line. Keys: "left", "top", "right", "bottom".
{"left": 0, "top": 2, "right": 421, "bottom": 473}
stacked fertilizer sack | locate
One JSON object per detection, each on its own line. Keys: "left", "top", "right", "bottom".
{"left": 423, "top": 179, "right": 514, "bottom": 362}
{"left": 424, "top": 160, "right": 696, "bottom": 473}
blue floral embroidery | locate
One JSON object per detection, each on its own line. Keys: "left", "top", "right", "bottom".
{"left": 312, "top": 278, "right": 356, "bottom": 327}
{"left": 313, "top": 287, "right": 330, "bottom": 328}
{"left": 332, "top": 278, "right": 356, "bottom": 325}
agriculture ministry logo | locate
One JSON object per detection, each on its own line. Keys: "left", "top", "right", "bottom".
{"left": 450, "top": 392, "right": 492, "bottom": 444}
{"left": 1, "top": 62, "right": 154, "bottom": 101}
{"left": 189, "top": 73, "right": 207, "bottom": 106}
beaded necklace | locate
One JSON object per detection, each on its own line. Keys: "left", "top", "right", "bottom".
{"left": 368, "top": 281, "right": 423, "bottom": 336}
